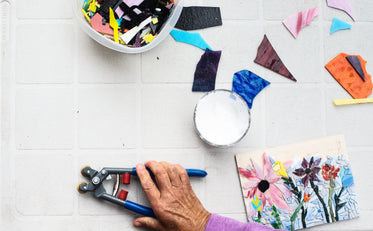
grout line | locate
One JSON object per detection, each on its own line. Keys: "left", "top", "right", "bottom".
{"left": 8, "top": 0, "right": 18, "bottom": 221}
{"left": 319, "top": 0, "right": 328, "bottom": 137}
{"left": 259, "top": 2, "right": 266, "bottom": 148}
{"left": 72, "top": 20, "right": 80, "bottom": 217}
{"left": 16, "top": 18, "right": 74, "bottom": 23}
{"left": 136, "top": 51, "right": 143, "bottom": 202}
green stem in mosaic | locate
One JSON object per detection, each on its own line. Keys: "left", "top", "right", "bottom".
{"left": 310, "top": 179, "right": 330, "bottom": 223}
{"left": 328, "top": 177, "right": 336, "bottom": 222}
{"left": 282, "top": 177, "right": 307, "bottom": 228}
{"left": 271, "top": 206, "right": 283, "bottom": 230}
{"left": 334, "top": 186, "right": 346, "bottom": 221}
{"left": 254, "top": 211, "right": 262, "bottom": 223}
{"left": 290, "top": 200, "right": 305, "bottom": 231}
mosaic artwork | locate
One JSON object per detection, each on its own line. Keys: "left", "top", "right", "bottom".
{"left": 235, "top": 135, "right": 359, "bottom": 230}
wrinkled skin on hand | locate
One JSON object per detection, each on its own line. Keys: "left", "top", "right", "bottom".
{"left": 134, "top": 161, "right": 211, "bottom": 231}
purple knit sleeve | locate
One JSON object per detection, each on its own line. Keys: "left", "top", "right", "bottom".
{"left": 204, "top": 214, "right": 277, "bottom": 231}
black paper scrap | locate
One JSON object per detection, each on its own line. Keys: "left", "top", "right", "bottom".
{"left": 175, "top": 6, "right": 222, "bottom": 31}
{"left": 192, "top": 49, "right": 222, "bottom": 92}
{"left": 99, "top": 0, "right": 121, "bottom": 20}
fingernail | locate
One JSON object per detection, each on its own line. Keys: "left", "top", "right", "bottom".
{"left": 134, "top": 220, "right": 142, "bottom": 227}
{"left": 137, "top": 164, "right": 145, "bottom": 171}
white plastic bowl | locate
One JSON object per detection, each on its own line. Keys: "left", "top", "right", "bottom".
{"left": 194, "top": 90, "right": 251, "bottom": 148}
{"left": 73, "top": 0, "right": 184, "bottom": 54}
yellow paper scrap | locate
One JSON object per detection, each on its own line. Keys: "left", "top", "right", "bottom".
{"left": 109, "top": 7, "right": 119, "bottom": 43}
{"left": 333, "top": 98, "right": 373, "bottom": 106}
{"left": 152, "top": 17, "right": 158, "bottom": 24}
{"left": 88, "top": 0, "right": 97, "bottom": 13}
{"left": 143, "top": 33, "right": 155, "bottom": 43}
{"left": 81, "top": 9, "right": 91, "bottom": 24}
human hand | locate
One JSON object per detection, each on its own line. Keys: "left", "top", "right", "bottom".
{"left": 134, "top": 161, "right": 211, "bottom": 231}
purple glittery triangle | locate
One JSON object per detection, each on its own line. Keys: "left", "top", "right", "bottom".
{"left": 346, "top": 55, "right": 366, "bottom": 81}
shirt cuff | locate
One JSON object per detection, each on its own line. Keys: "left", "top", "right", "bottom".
{"left": 205, "top": 214, "right": 276, "bottom": 231}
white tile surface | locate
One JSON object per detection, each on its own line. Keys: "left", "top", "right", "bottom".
{"left": 16, "top": 23, "right": 74, "bottom": 83}
{"left": 15, "top": 154, "right": 74, "bottom": 215}
{"left": 141, "top": 85, "right": 202, "bottom": 148}
{"left": 204, "top": 149, "right": 245, "bottom": 214}
{"left": 348, "top": 150, "right": 373, "bottom": 211}
{"left": 77, "top": 29, "right": 140, "bottom": 84}
{"left": 204, "top": 0, "right": 261, "bottom": 20}
{"left": 78, "top": 85, "right": 137, "bottom": 149}
{"left": 15, "top": 87, "right": 74, "bottom": 149}
{"left": 266, "top": 86, "right": 325, "bottom": 147}
{"left": 2, "top": 0, "right": 373, "bottom": 230}
{"left": 325, "top": 86, "right": 373, "bottom": 146}
{"left": 233, "top": 90, "right": 266, "bottom": 148}
{"left": 16, "top": 0, "right": 73, "bottom": 19}
{"left": 184, "top": 0, "right": 261, "bottom": 20}
{"left": 263, "top": 0, "right": 320, "bottom": 21}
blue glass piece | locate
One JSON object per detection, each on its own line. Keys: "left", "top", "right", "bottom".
{"left": 232, "top": 70, "right": 270, "bottom": 109}
{"left": 269, "top": 155, "right": 276, "bottom": 164}
{"left": 116, "top": 18, "right": 123, "bottom": 25}
{"left": 330, "top": 18, "right": 351, "bottom": 34}
{"left": 342, "top": 171, "right": 354, "bottom": 187}
{"left": 170, "top": 29, "right": 212, "bottom": 50}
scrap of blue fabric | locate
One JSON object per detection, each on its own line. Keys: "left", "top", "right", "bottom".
{"left": 232, "top": 70, "right": 271, "bottom": 109}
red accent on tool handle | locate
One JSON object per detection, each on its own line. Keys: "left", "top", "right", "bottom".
{"left": 118, "top": 190, "right": 128, "bottom": 201}
{"left": 122, "top": 173, "right": 131, "bottom": 184}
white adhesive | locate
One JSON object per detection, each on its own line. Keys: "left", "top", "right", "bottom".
{"left": 194, "top": 90, "right": 250, "bottom": 147}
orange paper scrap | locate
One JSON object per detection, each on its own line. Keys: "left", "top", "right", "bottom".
{"left": 325, "top": 53, "right": 372, "bottom": 99}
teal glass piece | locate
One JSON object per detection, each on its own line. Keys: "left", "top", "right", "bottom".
{"left": 170, "top": 29, "right": 212, "bottom": 50}
{"left": 330, "top": 18, "right": 351, "bottom": 34}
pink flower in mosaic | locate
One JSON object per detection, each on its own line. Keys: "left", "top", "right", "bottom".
{"left": 238, "top": 153, "right": 292, "bottom": 216}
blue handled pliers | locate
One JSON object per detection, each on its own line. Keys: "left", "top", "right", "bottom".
{"left": 77, "top": 166, "right": 207, "bottom": 217}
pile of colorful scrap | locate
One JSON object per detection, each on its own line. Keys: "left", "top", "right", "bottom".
{"left": 81, "top": 0, "right": 174, "bottom": 47}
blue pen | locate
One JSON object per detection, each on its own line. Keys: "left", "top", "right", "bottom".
{"left": 77, "top": 166, "right": 207, "bottom": 217}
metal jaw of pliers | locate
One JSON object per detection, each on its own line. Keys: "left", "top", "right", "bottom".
{"left": 77, "top": 166, "right": 207, "bottom": 217}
